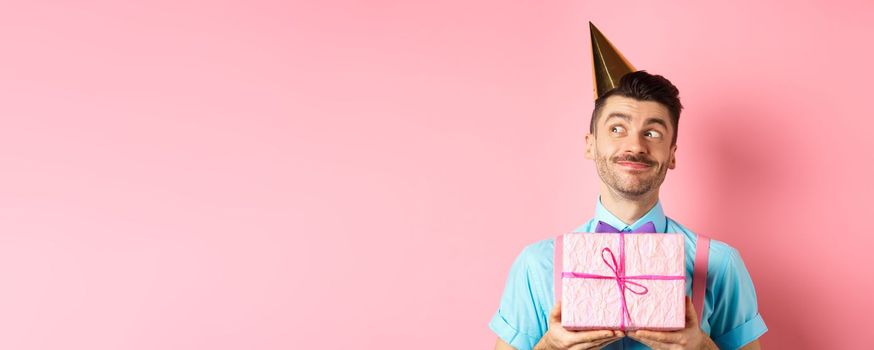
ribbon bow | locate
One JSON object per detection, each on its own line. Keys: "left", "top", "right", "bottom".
{"left": 561, "top": 220, "right": 683, "bottom": 330}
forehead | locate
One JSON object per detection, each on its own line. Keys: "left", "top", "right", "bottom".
{"left": 599, "top": 95, "right": 670, "bottom": 124}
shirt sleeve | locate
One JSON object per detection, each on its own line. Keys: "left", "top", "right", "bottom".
{"left": 707, "top": 246, "right": 768, "bottom": 350}
{"left": 489, "top": 244, "right": 549, "bottom": 350}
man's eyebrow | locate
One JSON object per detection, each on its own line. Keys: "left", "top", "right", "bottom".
{"left": 604, "top": 113, "right": 631, "bottom": 123}
{"left": 644, "top": 117, "right": 669, "bottom": 129}
{"left": 604, "top": 113, "right": 669, "bottom": 129}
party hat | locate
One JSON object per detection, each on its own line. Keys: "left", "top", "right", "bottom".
{"left": 590, "top": 22, "right": 636, "bottom": 99}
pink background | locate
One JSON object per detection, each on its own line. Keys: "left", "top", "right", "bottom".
{"left": 1, "top": 1, "right": 871, "bottom": 349}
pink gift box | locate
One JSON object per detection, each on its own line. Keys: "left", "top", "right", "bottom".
{"left": 557, "top": 232, "right": 686, "bottom": 331}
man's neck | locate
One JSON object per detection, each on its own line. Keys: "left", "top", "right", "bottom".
{"left": 599, "top": 185, "right": 660, "bottom": 225}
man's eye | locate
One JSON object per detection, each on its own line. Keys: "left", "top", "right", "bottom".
{"left": 646, "top": 130, "right": 662, "bottom": 138}
{"left": 611, "top": 126, "right": 625, "bottom": 134}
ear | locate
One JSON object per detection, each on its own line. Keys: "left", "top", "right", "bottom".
{"left": 585, "top": 133, "right": 596, "bottom": 160}
{"left": 667, "top": 143, "right": 677, "bottom": 169}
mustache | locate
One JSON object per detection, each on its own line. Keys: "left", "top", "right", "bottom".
{"left": 612, "top": 154, "right": 657, "bottom": 166}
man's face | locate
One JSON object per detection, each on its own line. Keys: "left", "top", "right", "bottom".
{"left": 585, "top": 95, "right": 677, "bottom": 198}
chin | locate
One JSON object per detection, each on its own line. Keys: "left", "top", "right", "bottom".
{"left": 613, "top": 179, "right": 656, "bottom": 195}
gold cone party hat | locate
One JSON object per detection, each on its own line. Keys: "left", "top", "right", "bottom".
{"left": 590, "top": 22, "right": 636, "bottom": 99}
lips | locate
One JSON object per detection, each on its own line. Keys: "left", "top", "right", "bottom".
{"left": 616, "top": 161, "right": 652, "bottom": 170}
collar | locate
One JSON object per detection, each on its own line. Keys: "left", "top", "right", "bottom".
{"left": 593, "top": 196, "right": 668, "bottom": 233}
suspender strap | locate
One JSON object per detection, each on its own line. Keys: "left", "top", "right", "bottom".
{"left": 692, "top": 234, "right": 710, "bottom": 325}
{"left": 554, "top": 234, "right": 564, "bottom": 303}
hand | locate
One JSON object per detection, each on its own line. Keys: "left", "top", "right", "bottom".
{"left": 627, "top": 297, "right": 719, "bottom": 350}
{"left": 533, "top": 301, "right": 624, "bottom": 350}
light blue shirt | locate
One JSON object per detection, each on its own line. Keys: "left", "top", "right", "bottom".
{"left": 490, "top": 198, "right": 767, "bottom": 350}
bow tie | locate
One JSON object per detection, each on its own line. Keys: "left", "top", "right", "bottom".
{"left": 595, "top": 220, "right": 656, "bottom": 233}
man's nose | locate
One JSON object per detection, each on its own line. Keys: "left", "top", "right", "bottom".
{"left": 622, "top": 134, "right": 648, "bottom": 154}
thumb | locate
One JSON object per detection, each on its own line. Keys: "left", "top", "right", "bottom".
{"left": 684, "top": 296, "right": 699, "bottom": 326}
{"left": 549, "top": 300, "right": 562, "bottom": 325}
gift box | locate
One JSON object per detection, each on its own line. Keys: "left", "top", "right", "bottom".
{"left": 556, "top": 232, "right": 686, "bottom": 331}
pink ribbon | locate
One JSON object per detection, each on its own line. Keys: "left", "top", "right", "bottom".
{"left": 561, "top": 224, "right": 684, "bottom": 330}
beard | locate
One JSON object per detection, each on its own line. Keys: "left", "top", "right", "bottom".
{"left": 594, "top": 150, "right": 669, "bottom": 198}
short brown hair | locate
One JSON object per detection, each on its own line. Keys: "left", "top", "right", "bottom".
{"left": 590, "top": 71, "right": 683, "bottom": 145}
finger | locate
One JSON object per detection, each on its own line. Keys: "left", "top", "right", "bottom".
{"left": 566, "top": 329, "right": 616, "bottom": 344}
{"left": 567, "top": 335, "right": 621, "bottom": 350}
{"left": 630, "top": 330, "right": 684, "bottom": 344}
{"left": 591, "top": 335, "right": 624, "bottom": 349}
{"left": 548, "top": 301, "right": 562, "bottom": 325}
{"left": 685, "top": 296, "right": 699, "bottom": 327}
{"left": 627, "top": 333, "right": 667, "bottom": 350}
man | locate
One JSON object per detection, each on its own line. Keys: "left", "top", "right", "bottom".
{"left": 490, "top": 70, "right": 768, "bottom": 350}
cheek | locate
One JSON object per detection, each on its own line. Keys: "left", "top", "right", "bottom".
{"left": 655, "top": 149, "right": 674, "bottom": 164}
{"left": 595, "top": 139, "right": 619, "bottom": 155}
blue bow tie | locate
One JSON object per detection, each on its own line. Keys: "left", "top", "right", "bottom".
{"left": 595, "top": 220, "right": 656, "bottom": 233}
